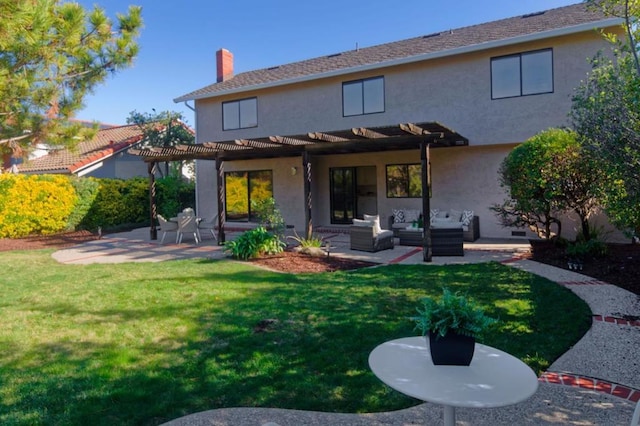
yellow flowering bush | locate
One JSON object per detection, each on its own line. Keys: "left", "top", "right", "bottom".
{"left": 0, "top": 174, "right": 77, "bottom": 238}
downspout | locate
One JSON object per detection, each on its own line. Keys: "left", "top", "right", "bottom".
{"left": 183, "top": 101, "right": 195, "bottom": 112}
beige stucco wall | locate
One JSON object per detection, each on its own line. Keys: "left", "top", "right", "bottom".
{"left": 192, "top": 29, "right": 625, "bottom": 241}
{"left": 195, "top": 32, "right": 612, "bottom": 146}
{"left": 194, "top": 156, "right": 306, "bottom": 230}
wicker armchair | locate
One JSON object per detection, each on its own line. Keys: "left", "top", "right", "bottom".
{"left": 350, "top": 225, "right": 394, "bottom": 252}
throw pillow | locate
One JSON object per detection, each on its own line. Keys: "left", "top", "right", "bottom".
{"left": 429, "top": 209, "right": 439, "bottom": 225}
{"left": 461, "top": 210, "right": 474, "bottom": 226}
{"left": 392, "top": 209, "right": 405, "bottom": 223}
{"left": 404, "top": 209, "right": 420, "bottom": 223}
{"left": 449, "top": 209, "right": 463, "bottom": 222}
{"left": 352, "top": 218, "right": 371, "bottom": 227}
{"left": 436, "top": 210, "right": 448, "bottom": 219}
{"left": 363, "top": 214, "right": 382, "bottom": 234}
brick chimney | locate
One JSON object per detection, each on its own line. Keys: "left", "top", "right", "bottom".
{"left": 216, "top": 48, "right": 233, "bottom": 82}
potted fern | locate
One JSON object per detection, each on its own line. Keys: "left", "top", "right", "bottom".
{"left": 411, "top": 288, "right": 496, "bottom": 366}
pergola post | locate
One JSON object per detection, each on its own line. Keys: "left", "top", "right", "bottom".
{"left": 148, "top": 161, "right": 158, "bottom": 240}
{"left": 216, "top": 155, "right": 225, "bottom": 244}
{"left": 421, "top": 141, "right": 432, "bottom": 262}
{"left": 302, "top": 151, "right": 313, "bottom": 238}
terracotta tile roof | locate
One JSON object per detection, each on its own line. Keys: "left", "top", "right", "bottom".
{"left": 18, "top": 124, "right": 145, "bottom": 174}
{"left": 175, "top": 3, "right": 618, "bottom": 102}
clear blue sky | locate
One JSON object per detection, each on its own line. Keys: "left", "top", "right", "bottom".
{"left": 73, "top": 0, "right": 579, "bottom": 127}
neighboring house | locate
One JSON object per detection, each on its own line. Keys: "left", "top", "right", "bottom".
{"left": 137, "top": 3, "right": 624, "bottom": 241}
{"left": 11, "top": 121, "right": 195, "bottom": 179}
{"left": 13, "top": 124, "right": 149, "bottom": 178}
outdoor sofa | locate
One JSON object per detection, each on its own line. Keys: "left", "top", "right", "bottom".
{"left": 389, "top": 208, "right": 479, "bottom": 242}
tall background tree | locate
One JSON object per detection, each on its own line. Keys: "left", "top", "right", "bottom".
{"left": 571, "top": 0, "right": 640, "bottom": 239}
{"left": 0, "top": 0, "right": 142, "bottom": 161}
{"left": 126, "top": 110, "right": 195, "bottom": 178}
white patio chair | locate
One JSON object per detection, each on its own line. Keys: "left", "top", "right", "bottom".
{"left": 197, "top": 214, "right": 218, "bottom": 241}
{"left": 177, "top": 213, "right": 199, "bottom": 244}
{"left": 157, "top": 214, "right": 178, "bottom": 244}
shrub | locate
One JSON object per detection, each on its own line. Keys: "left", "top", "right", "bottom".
{"left": 287, "top": 230, "right": 324, "bottom": 248}
{"left": 566, "top": 239, "right": 608, "bottom": 261}
{"left": 0, "top": 174, "right": 76, "bottom": 238}
{"left": 66, "top": 177, "right": 100, "bottom": 230}
{"left": 251, "top": 197, "right": 285, "bottom": 237}
{"left": 156, "top": 176, "right": 195, "bottom": 218}
{"left": 223, "top": 226, "right": 285, "bottom": 260}
{"left": 492, "top": 128, "right": 602, "bottom": 240}
{"left": 79, "top": 178, "right": 149, "bottom": 230}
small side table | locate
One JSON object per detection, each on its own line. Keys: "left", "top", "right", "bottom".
{"left": 369, "top": 336, "right": 538, "bottom": 426}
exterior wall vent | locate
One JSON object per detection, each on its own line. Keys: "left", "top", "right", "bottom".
{"left": 511, "top": 231, "right": 527, "bottom": 237}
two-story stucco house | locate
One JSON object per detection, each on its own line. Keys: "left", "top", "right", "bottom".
{"left": 145, "top": 3, "right": 621, "bottom": 242}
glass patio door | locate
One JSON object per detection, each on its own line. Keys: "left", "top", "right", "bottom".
{"left": 330, "top": 167, "right": 355, "bottom": 224}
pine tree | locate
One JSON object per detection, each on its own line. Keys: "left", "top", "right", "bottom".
{"left": 0, "top": 0, "right": 143, "bottom": 158}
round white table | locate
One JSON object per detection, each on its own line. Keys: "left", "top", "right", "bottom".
{"left": 369, "top": 336, "right": 539, "bottom": 426}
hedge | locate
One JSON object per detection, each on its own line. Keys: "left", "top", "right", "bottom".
{"left": 0, "top": 174, "right": 77, "bottom": 238}
{"left": 0, "top": 174, "right": 195, "bottom": 238}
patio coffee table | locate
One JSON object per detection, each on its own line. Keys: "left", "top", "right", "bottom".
{"left": 397, "top": 227, "right": 464, "bottom": 256}
{"left": 369, "top": 336, "right": 539, "bottom": 426}
{"left": 397, "top": 227, "right": 423, "bottom": 246}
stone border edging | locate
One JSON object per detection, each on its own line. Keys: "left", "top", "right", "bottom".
{"left": 539, "top": 372, "right": 640, "bottom": 402}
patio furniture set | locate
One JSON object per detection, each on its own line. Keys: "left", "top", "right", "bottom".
{"left": 157, "top": 208, "right": 218, "bottom": 244}
{"left": 350, "top": 209, "right": 480, "bottom": 255}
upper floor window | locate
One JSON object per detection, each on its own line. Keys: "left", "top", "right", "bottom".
{"left": 491, "top": 49, "right": 553, "bottom": 99}
{"left": 342, "top": 76, "right": 385, "bottom": 116}
{"left": 223, "top": 97, "right": 257, "bottom": 130}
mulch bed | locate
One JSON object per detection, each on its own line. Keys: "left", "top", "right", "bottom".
{"left": 0, "top": 230, "right": 100, "bottom": 252}
{"left": 248, "top": 250, "right": 378, "bottom": 273}
{"left": 529, "top": 241, "right": 640, "bottom": 296}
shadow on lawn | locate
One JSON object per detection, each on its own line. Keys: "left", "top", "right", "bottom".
{"left": 0, "top": 262, "right": 591, "bottom": 425}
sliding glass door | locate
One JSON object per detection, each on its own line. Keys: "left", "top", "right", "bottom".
{"left": 330, "top": 167, "right": 355, "bottom": 224}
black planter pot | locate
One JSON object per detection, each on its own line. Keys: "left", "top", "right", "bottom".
{"left": 428, "top": 332, "right": 475, "bottom": 366}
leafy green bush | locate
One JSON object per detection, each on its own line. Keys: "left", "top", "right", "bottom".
{"left": 79, "top": 178, "right": 148, "bottom": 230}
{"left": 566, "top": 239, "right": 608, "bottom": 260}
{"left": 251, "top": 197, "right": 285, "bottom": 236}
{"left": 223, "top": 226, "right": 285, "bottom": 260}
{"left": 156, "top": 176, "right": 195, "bottom": 218}
{"left": 66, "top": 177, "right": 100, "bottom": 230}
{"left": 493, "top": 128, "right": 602, "bottom": 240}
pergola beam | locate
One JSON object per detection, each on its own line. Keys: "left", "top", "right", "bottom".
{"left": 269, "top": 135, "right": 309, "bottom": 146}
{"left": 352, "top": 127, "right": 386, "bottom": 139}
{"left": 235, "top": 139, "right": 282, "bottom": 149}
{"left": 400, "top": 122, "right": 431, "bottom": 136}
{"left": 308, "top": 132, "right": 349, "bottom": 143}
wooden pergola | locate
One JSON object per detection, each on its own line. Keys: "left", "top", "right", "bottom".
{"left": 129, "top": 121, "right": 468, "bottom": 262}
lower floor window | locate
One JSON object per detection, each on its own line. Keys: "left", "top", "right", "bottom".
{"left": 225, "top": 170, "right": 273, "bottom": 221}
{"left": 386, "top": 164, "right": 422, "bottom": 198}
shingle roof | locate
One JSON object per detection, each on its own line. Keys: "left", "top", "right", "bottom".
{"left": 175, "top": 3, "right": 619, "bottom": 102}
{"left": 18, "top": 124, "right": 145, "bottom": 174}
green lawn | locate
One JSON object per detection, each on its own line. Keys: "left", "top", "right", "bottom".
{"left": 0, "top": 250, "right": 592, "bottom": 425}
